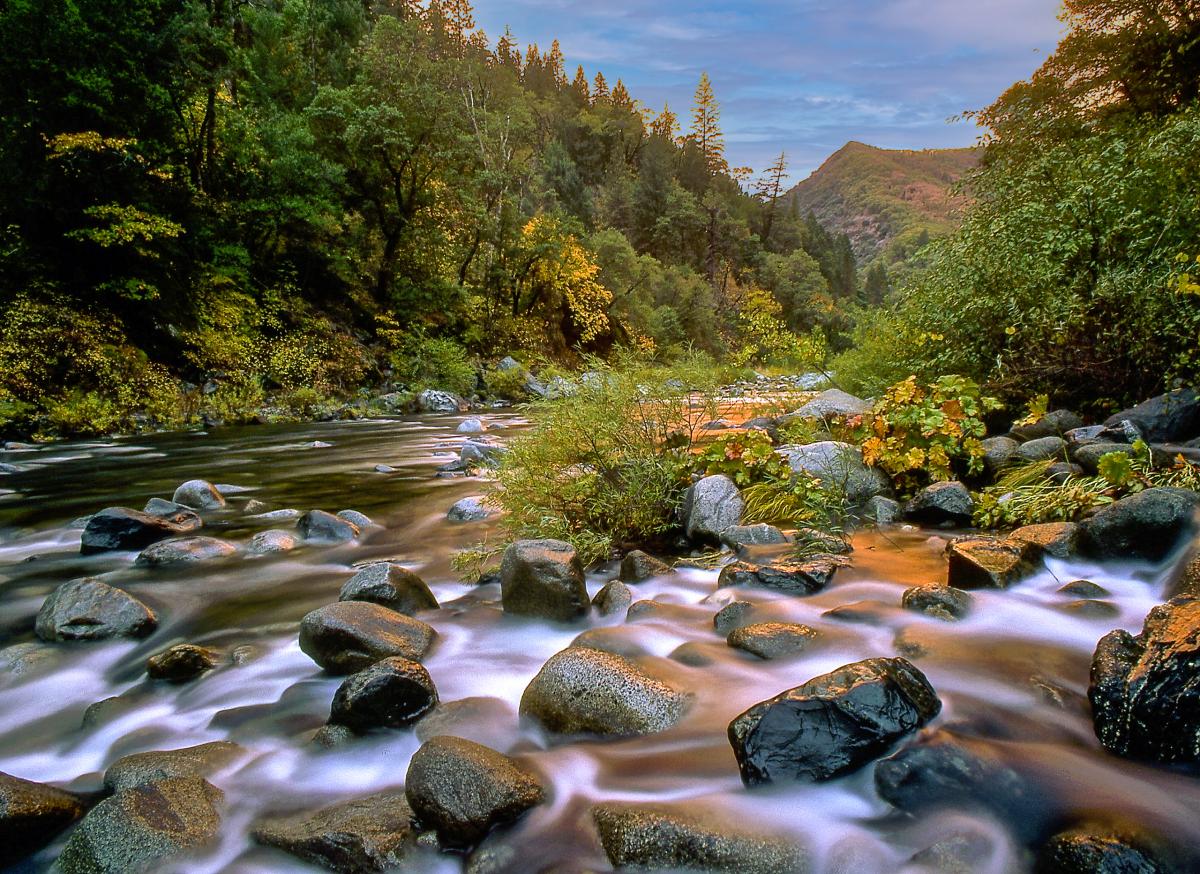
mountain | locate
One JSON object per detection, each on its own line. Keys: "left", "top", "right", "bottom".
{"left": 787, "top": 141, "right": 979, "bottom": 264}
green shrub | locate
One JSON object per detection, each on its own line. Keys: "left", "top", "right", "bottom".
{"left": 485, "top": 366, "right": 530, "bottom": 401}
{"left": 392, "top": 335, "right": 477, "bottom": 397}
{"left": 44, "top": 391, "right": 124, "bottom": 437}
{"left": 202, "top": 377, "right": 266, "bottom": 425}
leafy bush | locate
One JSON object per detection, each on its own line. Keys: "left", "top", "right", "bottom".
{"left": 392, "top": 334, "right": 477, "bottom": 398}
{"left": 201, "top": 377, "right": 266, "bottom": 425}
{"left": 485, "top": 365, "right": 530, "bottom": 401}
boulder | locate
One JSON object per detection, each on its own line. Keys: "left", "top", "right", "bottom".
{"left": 447, "top": 496, "right": 491, "bottom": 522}
{"left": 904, "top": 481, "right": 973, "bottom": 526}
{"left": 946, "top": 537, "right": 1037, "bottom": 589}
{"left": 1065, "top": 425, "right": 1107, "bottom": 445}
{"left": 171, "top": 480, "right": 226, "bottom": 511}
{"left": 901, "top": 584, "right": 973, "bottom": 621}
{"left": 1045, "top": 462, "right": 1084, "bottom": 485}
{"left": 618, "top": 550, "right": 672, "bottom": 582}
{"left": 134, "top": 536, "right": 236, "bottom": 567}
{"left": 143, "top": 498, "right": 189, "bottom": 516}
{"left": 499, "top": 539, "right": 589, "bottom": 622}
{"left": 56, "top": 777, "right": 223, "bottom": 874}
{"left": 592, "top": 581, "right": 632, "bottom": 617}
{"left": 1059, "top": 580, "right": 1109, "bottom": 598}
{"left": 80, "top": 507, "right": 201, "bottom": 555}
{"left": 1010, "top": 409, "right": 1085, "bottom": 441}
{"left": 727, "top": 623, "right": 817, "bottom": 660}
{"left": 460, "top": 440, "right": 507, "bottom": 467}
{"left": 146, "top": 644, "right": 219, "bottom": 682}
{"left": 418, "top": 389, "right": 468, "bottom": 413}
{"left": 862, "top": 495, "right": 902, "bottom": 524}
{"left": 713, "top": 601, "right": 754, "bottom": 636}
{"left": 339, "top": 563, "right": 439, "bottom": 616}
{"left": 776, "top": 442, "right": 890, "bottom": 505}
{"left": 721, "top": 524, "right": 788, "bottom": 550}
{"left": 329, "top": 656, "right": 439, "bottom": 732}
{"left": 780, "top": 389, "right": 870, "bottom": 422}
{"left": 728, "top": 657, "right": 940, "bottom": 785}
{"left": 1165, "top": 553, "right": 1200, "bottom": 599}
{"left": 253, "top": 791, "right": 420, "bottom": 873}
{"left": 981, "top": 436, "right": 1020, "bottom": 475}
{"left": 520, "top": 646, "right": 689, "bottom": 736}
{"left": 297, "top": 509, "right": 360, "bottom": 543}
{"left": 457, "top": 417, "right": 487, "bottom": 434}
{"left": 680, "top": 475, "right": 744, "bottom": 542}
{"left": 1079, "top": 488, "right": 1200, "bottom": 562}
{"left": 246, "top": 530, "right": 298, "bottom": 555}
{"left": 0, "top": 772, "right": 85, "bottom": 867}
{"left": 1037, "top": 827, "right": 1171, "bottom": 874}
{"left": 103, "top": 742, "right": 243, "bottom": 793}
{"left": 1090, "top": 595, "right": 1200, "bottom": 762}
{"left": 1015, "top": 436, "right": 1068, "bottom": 464}
{"left": 717, "top": 556, "right": 844, "bottom": 595}
{"left": 36, "top": 578, "right": 157, "bottom": 642}
{"left": 592, "top": 803, "right": 808, "bottom": 874}
{"left": 1104, "top": 389, "right": 1200, "bottom": 443}
{"left": 337, "top": 509, "right": 374, "bottom": 529}
{"left": 404, "top": 736, "right": 544, "bottom": 850}
{"left": 299, "top": 602, "right": 436, "bottom": 674}
{"left": 1008, "top": 522, "right": 1081, "bottom": 560}
{"left": 1073, "top": 442, "right": 1138, "bottom": 475}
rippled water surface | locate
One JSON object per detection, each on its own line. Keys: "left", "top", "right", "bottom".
{"left": 1, "top": 415, "right": 1198, "bottom": 873}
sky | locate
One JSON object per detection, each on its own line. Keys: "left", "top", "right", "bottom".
{"left": 468, "top": 0, "right": 1066, "bottom": 183}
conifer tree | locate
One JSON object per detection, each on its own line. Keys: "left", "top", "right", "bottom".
{"left": 754, "top": 152, "right": 788, "bottom": 243}
{"left": 548, "top": 39, "right": 567, "bottom": 88}
{"left": 611, "top": 78, "right": 632, "bottom": 108}
{"left": 571, "top": 65, "right": 590, "bottom": 104}
{"left": 496, "top": 26, "right": 521, "bottom": 71}
{"left": 592, "top": 71, "right": 610, "bottom": 103}
{"left": 651, "top": 102, "right": 679, "bottom": 141}
{"left": 689, "top": 72, "right": 727, "bottom": 175}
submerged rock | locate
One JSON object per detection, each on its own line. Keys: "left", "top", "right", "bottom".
{"left": 80, "top": 507, "right": 201, "bottom": 555}
{"left": 681, "top": 475, "right": 744, "bottom": 543}
{"left": 0, "top": 771, "right": 85, "bottom": 867}
{"left": 246, "top": 529, "right": 298, "bottom": 555}
{"left": 297, "top": 509, "right": 360, "bottom": 544}
{"left": 499, "top": 539, "right": 589, "bottom": 622}
{"left": 299, "top": 602, "right": 437, "bottom": 674}
{"left": 1079, "top": 488, "right": 1200, "bottom": 562}
{"left": 103, "top": 742, "right": 243, "bottom": 793}
{"left": 146, "top": 644, "right": 220, "bottom": 682}
{"left": 618, "top": 550, "right": 672, "bottom": 582}
{"left": 329, "top": 656, "right": 439, "bottom": 732}
{"left": 717, "top": 557, "right": 843, "bottom": 595}
{"left": 727, "top": 622, "right": 817, "bottom": 659}
{"left": 339, "top": 563, "right": 439, "bottom": 616}
{"left": 946, "top": 537, "right": 1037, "bottom": 589}
{"left": 901, "top": 584, "right": 973, "bottom": 621}
{"left": 447, "top": 496, "right": 492, "bottom": 522}
{"left": 171, "top": 480, "right": 226, "bottom": 511}
{"left": 134, "top": 536, "right": 237, "bottom": 567}
{"left": 36, "top": 578, "right": 157, "bottom": 642}
{"left": 904, "top": 482, "right": 973, "bottom": 527}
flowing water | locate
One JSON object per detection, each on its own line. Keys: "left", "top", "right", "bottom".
{"left": 0, "top": 414, "right": 1198, "bottom": 873}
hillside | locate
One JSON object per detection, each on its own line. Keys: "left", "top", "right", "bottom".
{"left": 788, "top": 141, "right": 979, "bottom": 264}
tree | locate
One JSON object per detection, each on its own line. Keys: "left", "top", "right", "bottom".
{"left": 570, "top": 65, "right": 590, "bottom": 105}
{"left": 754, "top": 152, "right": 788, "bottom": 244}
{"left": 863, "top": 262, "right": 890, "bottom": 305}
{"left": 591, "top": 71, "right": 609, "bottom": 103}
{"left": 651, "top": 102, "right": 679, "bottom": 141}
{"left": 611, "top": 78, "right": 632, "bottom": 108}
{"left": 688, "top": 72, "right": 727, "bottom": 176}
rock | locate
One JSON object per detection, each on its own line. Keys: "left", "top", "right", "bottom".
{"left": 618, "top": 550, "right": 672, "bottom": 582}
{"left": 904, "top": 481, "right": 974, "bottom": 526}
{"left": 776, "top": 442, "right": 890, "bottom": 505}
{"left": 1065, "top": 425, "right": 1107, "bottom": 445}
{"left": 592, "top": 581, "right": 632, "bottom": 616}
{"left": 460, "top": 440, "right": 507, "bottom": 467}
{"left": 1060, "top": 580, "right": 1109, "bottom": 598}
{"left": 243, "top": 499, "right": 271, "bottom": 514}
{"left": 727, "top": 623, "right": 817, "bottom": 659}
{"left": 863, "top": 495, "right": 902, "bottom": 524}
{"left": 946, "top": 537, "right": 1037, "bottom": 589}
{"left": 701, "top": 419, "right": 733, "bottom": 431}
{"left": 728, "top": 657, "right": 940, "bottom": 785}
{"left": 415, "top": 697, "right": 518, "bottom": 747}
{"left": 717, "top": 556, "right": 844, "bottom": 595}
{"left": 1045, "top": 461, "right": 1085, "bottom": 485}
{"left": 374, "top": 464, "right": 396, "bottom": 474}
{"left": 1104, "top": 389, "right": 1200, "bottom": 443}
{"left": 499, "top": 539, "right": 589, "bottom": 622}
{"left": 457, "top": 417, "right": 487, "bottom": 434}
{"left": 339, "top": 563, "right": 438, "bottom": 616}
{"left": 103, "top": 742, "right": 243, "bottom": 793}
{"left": 448, "top": 496, "right": 491, "bottom": 522}
{"left": 1073, "top": 442, "right": 1138, "bottom": 475}
{"left": 1038, "top": 827, "right": 1169, "bottom": 874}
{"left": 592, "top": 803, "right": 808, "bottom": 874}
{"left": 681, "top": 475, "right": 744, "bottom": 542}
{"left": 1090, "top": 595, "right": 1200, "bottom": 762}
{"left": 1008, "top": 522, "right": 1081, "bottom": 560}
{"left": 56, "top": 777, "right": 223, "bottom": 873}
{"left": 822, "top": 601, "right": 894, "bottom": 626}
{"left": 404, "top": 736, "right": 544, "bottom": 850}
{"left": 307, "top": 441, "right": 333, "bottom": 449}
{"left": 0, "top": 642, "right": 63, "bottom": 676}
{"left": 418, "top": 389, "right": 468, "bottom": 413}
{"left": 253, "top": 791, "right": 420, "bottom": 873}
{"left": 329, "top": 656, "right": 439, "bottom": 732}
{"left": 520, "top": 646, "right": 689, "bottom": 736}
{"left": 299, "top": 602, "right": 437, "bottom": 674}
{"left": 780, "top": 388, "right": 870, "bottom": 422}
{"left": 1165, "top": 554, "right": 1200, "bottom": 599}
{"left": 337, "top": 509, "right": 374, "bottom": 529}
{"left": 981, "top": 436, "right": 1021, "bottom": 475}
{"left": 246, "top": 529, "right": 297, "bottom": 555}
{"left": 134, "top": 536, "right": 237, "bottom": 567}
{"left": 721, "top": 524, "right": 788, "bottom": 549}
{"left": 36, "top": 578, "right": 157, "bottom": 642}
{"left": 1079, "top": 488, "right": 1200, "bottom": 562}
{"left": 171, "top": 479, "right": 226, "bottom": 511}
{"left": 146, "top": 644, "right": 219, "bottom": 682}
{"left": 0, "top": 772, "right": 85, "bottom": 867}
{"left": 298, "top": 509, "right": 360, "bottom": 543}
{"left": 79, "top": 507, "right": 201, "bottom": 555}
{"left": 248, "top": 508, "right": 303, "bottom": 523}
{"left": 901, "top": 584, "right": 973, "bottom": 621}
{"left": 1011, "top": 409, "right": 1085, "bottom": 441}
{"left": 143, "top": 497, "right": 188, "bottom": 516}
{"left": 714, "top": 601, "right": 754, "bottom": 635}
{"left": 1059, "top": 599, "right": 1120, "bottom": 619}
{"left": 1015, "top": 436, "right": 1069, "bottom": 463}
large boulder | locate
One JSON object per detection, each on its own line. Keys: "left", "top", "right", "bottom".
{"left": 339, "top": 563, "right": 438, "bottom": 616}
{"left": 946, "top": 537, "right": 1037, "bottom": 589}
{"left": 779, "top": 388, "right": 870, "bottom": 422}
{"left": 0, "top": 771, "right": 85, "bottom": 867}
{"left": 1079, "top": 488, "right": 1200, "bottom": 562}
{"left": 680, "top": 475, "right": 744, "bottom": 542}
{"left": 134, "top": 536, "right": 237, "bottom": 567}
{"left": 901, "top": 584, "right": 973, "bottom": 621}
{"left": 717, "top": 557, "right": 843, "bottom": 595}
{"left": 1010, "top": 409, "right": 1085, "bottom": 441}
{"left": 776, "top": 442, "right": 890, "bottom": 505}
{"left": 418, "top": 389, "right": 469, "bottom": 413}
{"left": 1008, "top": 522, "right": 1081, "bottom": 560}
{"left": 404, "top": 736, "right": 544, "bottom": 850}
{"left": 79, "top": 507, "right": 200, "bottom": 555}
{"left": 1104, "top": 389, "right": 1200, "bottom": 443}
{"left": 329, "top": 656, "right": 439, "bottom": 732}
{"left": 904, "top": 482, "right": 973, "bottom": 527}
{"left": 56, "top": 777, "right": 223, "bottom": 874}
{"left": 171, "top": 480, "right": 226, "bottom": 511}
{"left": 297, "top": 509, "right": 360, "bottom": 544}
{"left": 146, "top": 644, "right": 220, "bottom": 682}
{"left": 721, "top": 524, "right": 788, "bottom": 550}
{"left": 499, "top": 539, "right": 589, "bottom": 622}
{"left": 36, "top": 578, "right": 157, "bottom": 642}
{"left": 727, "top": 623, "right": 817, "bottom": 660}
{"left": 520, "top": 646, "right": 689, "bottom": 736}
{"left": 103, "top": 742, "right": 244, "bottom": 793}
{"left": 981, "top": 436, "right": 1020, "bottom": 476}
{"left": 299, "top": 602, "right": 436, "bottom": 674}
{"left": 727, "top": 657, "right": 940, "bottom": 785}
{"left": 1090, "top": 595, "right": 1200, "bottom": 763}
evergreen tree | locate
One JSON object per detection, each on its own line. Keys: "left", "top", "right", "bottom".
{"left": 754, "top": 152, "right": 788, "bottom": 244}
{"left": 611, "top": 78, "right": 632, "bottom": 108}
{"left": 651, "top": 102, "right": 679, "bottom": 141}
{"left": 571, "top": 65, "right": 590, "bottom": 105}
{"left": 689, "top": 72, "right": 727, "bottom": 175}
{"left": 547, "top": 39, "right": 567, "bottom": 88}
{"left": 592, "top": 71, "right": 609, "bottom": 103}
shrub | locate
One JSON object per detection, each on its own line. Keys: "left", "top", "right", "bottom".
{"left": 392, "top": 334, "right": 477, "bottom": 398}
{"left": 201, "top": 377, "right": 266, "bottom": 425}
{"left": 485, "top": 365, "right": 530, "bottom": 401}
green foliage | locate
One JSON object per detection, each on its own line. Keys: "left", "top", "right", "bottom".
{"left": 484, "top": 366, "right": 530, "bottom": 401}
{"left": 391, "top": 335, "right": 477, "bottom": 398}
{"left": 1097, "top": 451, "right": 1135, "bottom": 487}
{"left": 694, "top": 430, "right": 789, "bottom": 487}
{"left": 201, "top": 377, "right": 266, "bottom": 426}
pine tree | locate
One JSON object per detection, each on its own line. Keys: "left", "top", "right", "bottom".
{"left": 571, "top": 65, "right": 590, "bottom": 104}
{"left": 863, "top": 262, "right": 890, "bottom": 305}
{"left": 592, "top": 71, "right": 610, "bottom": 103}
{"left": 443, "top": 0, "right": 475, "bottom": 34}
{"left": 611, "top": 78, "right": 632, "bottom": 108}
{"left": 548, "top": 40, "right": 566, "bottom": 88}
{"left": 754, "top": 152, "right": 788, "bottom": 243}
{"left": 689, "top": 72, "right": 727, "bottom": 175}
{"left": 651, "top": 102, "right": 679, "bottom": 141}
{"left": 496, "top": 27, "right": 521, "bottom": 71}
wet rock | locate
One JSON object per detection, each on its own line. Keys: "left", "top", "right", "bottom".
{"left": 310, "top": 724, "right": 358, "bottom": 750}
{"left": 246, "top": 529, "right": 298, "bottom": 555}
{"left": 714, "top": 600, "right": 754, "bottom": 635}
{"left": 448, "top": 496, "right": 491, "bottom": 522}
{"left": 1037, "top": 827, "right": 1170, "bottom": 874}
{"left": 374, "top": 464, "right": 396, "bottom": 474}
{"left": 457, "top": 417, "right": 488, "bottom": 434}
{"left": 299, "top": 602, "right": 437, "bottom": 674}
{"left": 1104, "top": 389, "right": 1200, "bottom": 443}
{"left": 36, "top": 578, "right": 157, "bottom": 642}
{"left": 780, "top": 388, "right": 870, "bottom": 422}
{"left": 618, "top": 550, "right": 672, "bottom": 582}
{"left": 339, "top": 563, "right": 439, "bottom": 616}
{"left": 298, "top": 509, "right": 360, "bottom": 544}
{"left": 419, "top": 389, "right": 469, "bottom": 413}
{"left": 146, "top": 644, "right": 220, "bottom": 682}
{"left": 171, "top": 479, "right": 226, "bottom": 511}
{"left": 243, "top": 499, "right": 271, "bottom": 514}
{"left": 681, "top": 475, "right": 744, "bottom": 542}
{"left": 904, "top": 481, "right": 973, "bottom": 527}
{"left": 592, "top": 581, "right": 632, "bottom": 617}
{"left": 1045, "top": 462, "right": 1085, "bottom": 485}
{"left": 728, "top": 657, "right": 940, "bottom": 785}
{"left": 1065, "top": 425, "right": 1107, "bottom": 445}
{"left": 863, "top": 495, "right": 903, "bottom": 524}
{"left": 625, "top": 599, "right": 675, "bottom": 622}
{"left": 80, "top": 506, "right": 201, "bottom": 555}
{"left": 520, "top": 646, "right": 689, "bottom": 736}
{"left": 415, "top": 697, "right": 518, "bottom": 747}
{"left": 134, "top": 536, "right": 237, "bottom": 567}
{"left": 253, "top": 790, "right": 420, "bottom": 873}
{"left": 1059, "top": 580, "right": 1109, "bottom": 598}
{"left": 103, "top": 742, "right": 244, "bottom": 792}
{"left": 592, "top": 802, "right": 809, "bottom": 874}
{"left": 0, "top": 641, "right": 63, "bottom": 677}
{"left": 1016, "top": 436, "right": 1069, "bottom": 463}
{"left": 1059, "top": 599, "right": 1120, "bottom": 619}
{"left": 337, "top": 509, "right": 374, "bottom": 529}
{"left": 499, "top": 539, "right": 589, "bottom": 623}
{"left": 981, "top": 436, "right": 1021, "bottom": 475}
{"left": 0, "top": 771, "right": 85, "bottom": 867}
{"left": 1073, "top": 442, "right": 1139, "bottom": 474}
{"left": 1090, "top": 595, "right": 1200, "bottom": 762}
{"left": 56, "top": 777, "right": 223, "bottom": 873}
{"left": 822, "top": 601, "right": 895, "bottom": 626}
{"left": 721, "top": 524, "right": 788, "bottom": 549}
{"left": 143, "top": 497, "right": 189, "bottom": 516}
{"left": 1079, "top": 488, "right": 1200, "bottom": 562}
{"left": 1011, "top": 409, "right": 1085, "bottom": 441}
{"left": 1165, "top": 553, "right": 1200, "bottom": 599}
{"left": 908, "top": 831, "right": 1005, "bottom": 873}
{"left": 901, "top": 584, "right": 973, "bottom": 621}
{"left": 1009, "top": 522, "right": 1081, "bottom": 560}
{"left": 405, "top": 736, "right": 544, "bottom": 850}
{"left": 460, "top": 440, "right": 507, "bottom": 467}
{"left": 727, "top": 622, "right": 817, "bottom": 659}
{"left": 776, "top": 441, "right": 890, "bottom": 505}
{"left": 946, "top": 537, "right": 1037, "bottom": 589}
{"left": 248, "top": 508, "right": 303, "bottom": 523}
{"left": 717, "top": 556, "right": 844, "bottom": 595}
{"left": 329, "top": 656, "right": 438, "bottom": 732}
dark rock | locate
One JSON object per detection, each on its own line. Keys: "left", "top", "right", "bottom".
{"left": 1059, "top": 580, "right": 1109, "bottom": 598}
{"left": 727, "top": 623, "right": 817, "bottom": 659}
{"left": 1165, "top": 554, "right": 1200, "bottom": 599}
{"left": 713, "top": 601, "right": 754, "bottom": 635}
{"left": 337, "top": 509, "right": 374, "bottom": 529}
{"left": 448, "top": 496, "right": 491, "bottom": 522}
{"left": 0, "top": 771, "right": 85, "bottom": 867}
{"left": 946, "top": 537, "right": 1037, "bottom": 589}
{"left": 728, "top": 657, "right": 940, "bottom": 785}
{"left": 103, "top": 742, "right": 243, "bottom": 793}
{"left": 981, "top": 436, "right": 1020, "bottom": 475}
{"left": 134, "top": 536, "right": 237, "bottom": 566}
{"left": 1104, "top": 389, "right": 1200, "bottom": 443}
{"left": 298, "top": 509, "right": 360, "bottom": 543}
{"left": 499, "top": 539, "right": 589, "bottom": 622}
{"left": 1079, "top": 488, "right": 1200, "bottom": 562}
{"left": 1059, "top": 599, "right": 1120, "bottom": 619}
{"left": 143, "top": 498, "right": 189, "bottom": 516}
{"left": 246, "top": 529, "right": 298, "bottom": 555}
{"left": 1065, "top": 425, "right": 1107, "bottom": 445}
{"left": 299, "top": 602, "right": 437, "bottom": 674}
{"left": 904, "top": 481, "right": 973, "bottom": 526}
{"left": 1073, "top": 442, "right": 1139, "bottom": 475}
{"left": 901, "top": 585, "right": 973, "bottom": 621}
{"left": 681, "top": 475, "right": 744, "bottom": 542}
{"left": 1037, "top": 827, "right": 1169, "bottom": 874}
{"left": 592, "top": 581, "right": 632, "bottom": 616}
{"left": 721, "top": 524, "right": 787, "bottom": 549}
{"left": 146, "top": 644, "right": 219, "bottom": 682}
{"left": 36, "top": 578, "right": 157, "bottom": 642}
{"left": 405, "top": 736, "right": 544, "bottom": 850}
{"left": 862, "top": 495, "right": 902, "bottom": 524}
{"left": 80, "top": 507, "right": 201, "bottom": 555}
{"left": 171, "top": 480, "right": 226, "bottom": 511}
{"left": 1046, "top": 462, "right": 1085, "bottom": 485}
{"left": 718, "top": 556, "right": 844, "bottom": 595}
{"left": 1009, "top": 522, "right": 1081, "bottom": 560}
{"left": 339, "top": 563, "right": 439, "bottom": 616}
{"left": 329, "top": 656, "right": 438, "bottom": 732}
{"left": 1011, "top": 409, "right": 1085, "bottom": 441}
{"left": 618, "top": 550, "right": 672, "bottom": 582}
{"left": 776, "top": 441, "right": 890, "bottom": 505}
{"left": 520, "top": 646, "right": 689, "bottom": 736}
{"left": 1016, "top": 436, "right": 1069, "bottom": 463}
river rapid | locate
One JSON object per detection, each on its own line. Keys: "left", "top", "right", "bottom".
{"left": 0, "top": 413, "right": 1197, "bottom": 873}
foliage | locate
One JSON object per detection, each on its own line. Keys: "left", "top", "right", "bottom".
{"left": 390, "top": 334, "right": 477, "bottom": 398}
{"left": 694, "top": 430, "right": 790, "bottom": 486}
{"left": 484, "top": 366, "right": 531, "bottom": 401}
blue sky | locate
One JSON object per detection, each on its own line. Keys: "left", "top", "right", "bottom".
{"left": 468, "top": 0, "right": 1065, "bottom": 182}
